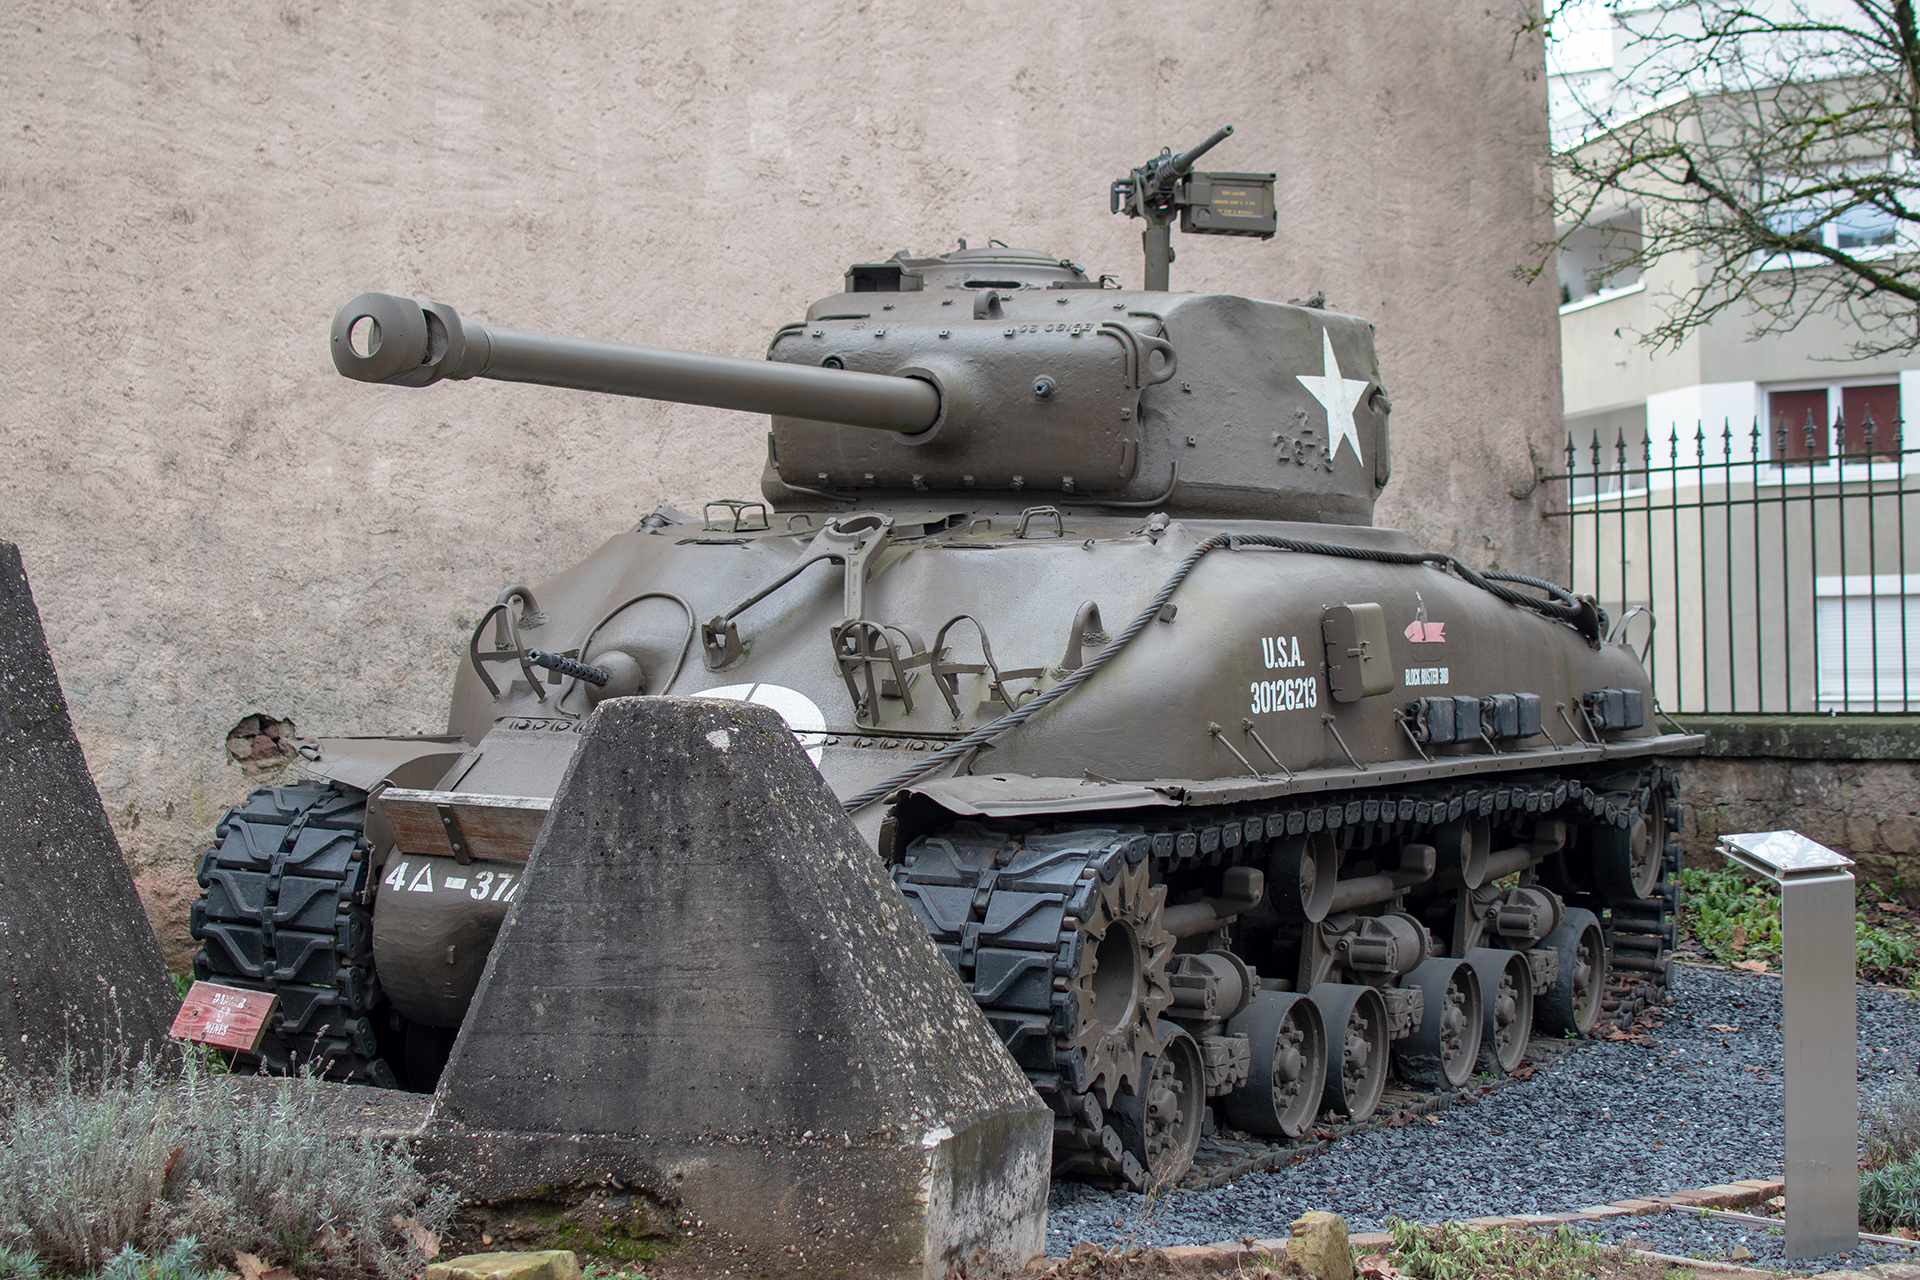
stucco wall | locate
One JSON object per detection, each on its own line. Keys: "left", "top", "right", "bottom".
{"left": 0, "top": 0, "right": 1564, "bottom": 964}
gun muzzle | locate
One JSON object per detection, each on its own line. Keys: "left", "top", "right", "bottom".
{"left": 1172, "top": 124, "right": 1235, "bottom": 177}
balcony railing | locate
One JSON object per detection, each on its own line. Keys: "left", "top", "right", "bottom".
{"left": 1540, "top": 414, "right": 1920, "bottom": 713}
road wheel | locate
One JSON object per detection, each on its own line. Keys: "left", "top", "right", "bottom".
{"left": 1111, "top": 1022, "right": 1206, "bottom": 1188}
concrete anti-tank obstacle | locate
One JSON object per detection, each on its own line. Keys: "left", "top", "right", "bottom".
{"left": 0, "top": 541, "right": 175, "bottom": 1075}
{"left": 421, "top": 696, "right": 1051, "bottom": 1279}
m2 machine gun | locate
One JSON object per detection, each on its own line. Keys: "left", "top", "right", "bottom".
{"left": 1110, "top": 124, "right": 1277, "bottom": 290}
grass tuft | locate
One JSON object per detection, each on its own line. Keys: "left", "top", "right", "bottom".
{"left": 1385, "top": 1219, "right": 1645, "bottom": 1280}
{"left": 0, "top": 1245, "right": 44, "bottom": 1280}
{"left": 94, "top": 1241, "right": 214, "bottom": 1280}
{"left": 1862, "top": 1155, "right": 1920, "bottom": 1233}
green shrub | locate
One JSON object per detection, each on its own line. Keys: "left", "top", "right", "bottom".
{"left": 0, "top": 1245, "right": 44, "bottom": 1280}
{"left": 1857, "top": 919, "right": 1918, "bottom": 985}
{"left": 94, "top": 1241, "right": 212, "bottom": 1280}
{"left": 1866, "top": 1075, "right": 1920, "bottom": 1169}
{"left": 0, "top": 1053, "right": 454, "bottom": 1278}
{"left": 1676, "top": 867, "right": 1919, "bottom": 983}
{"left": 1675, "top": 867, "right": 1781, "bottom": 964}
{"left": 1862, "top": 1152, "right": 1920, "bottom": 1232}
{"left": 0, "top": 1057, "right": 179, "bottom": 1271}
{"left": 1859, "top": 1069, "right": 1920, "bottom": 1231}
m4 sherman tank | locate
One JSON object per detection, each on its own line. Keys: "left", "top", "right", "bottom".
{"left": 192, "top": 129, "right": 1699, "bottom": 1189}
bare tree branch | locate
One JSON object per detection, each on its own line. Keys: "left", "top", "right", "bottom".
{"left": 1537, "top": 0, "right": 1920, "bottom": 357}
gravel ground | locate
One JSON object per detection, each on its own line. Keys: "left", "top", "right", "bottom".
{"left": 1045, "top": 964, "right": 1920, "bottom": 1272}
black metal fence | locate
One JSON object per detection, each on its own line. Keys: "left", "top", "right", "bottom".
{"left": 1540, "top": 415, "right": 1920, "bottom": 713}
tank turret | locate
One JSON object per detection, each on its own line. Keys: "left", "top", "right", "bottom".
{"left": 331, "top": 129, "right": 1390, "bottom": 525}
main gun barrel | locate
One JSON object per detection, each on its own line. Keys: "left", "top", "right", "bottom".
{"left": 330, "top": 292, "right": 941, "bottom": 434}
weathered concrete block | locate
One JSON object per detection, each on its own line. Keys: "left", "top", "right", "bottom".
{"left": 0, "top": 541, "right": 174, "bottom": 1075}
{"left": 423, "top": 696, "right": 1050, "bottom": 1279}
{"left": 424, "top": 1252, "right": 581, "bottom": 1280}
{"left": 1287, "top": 1211, "right": 1353, "bottom": 1280}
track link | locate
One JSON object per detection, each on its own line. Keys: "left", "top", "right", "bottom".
{"left": 190, "top": 780, "right": 397, "bottom": 1086}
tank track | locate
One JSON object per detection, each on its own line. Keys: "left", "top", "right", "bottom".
{"left": 1592, "top": 788, "right": 1685, "bottom": 1020}
{"left": 895, "top": 761, "right": 1685, "bottom": 1190}
{"left": 189, "top": 780, "right": 398, "bottom": 1086}
{"left": 893, "top": 829, "right": 1172, "bottom": 1190}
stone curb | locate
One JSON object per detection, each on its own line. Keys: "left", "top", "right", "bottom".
{"left": 1140, "top": 1177, "right": 1789, "bottom": 1274}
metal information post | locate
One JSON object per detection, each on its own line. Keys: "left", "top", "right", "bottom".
{"left": 1719, "top": 831, "right": 1857, "bottom": 1261}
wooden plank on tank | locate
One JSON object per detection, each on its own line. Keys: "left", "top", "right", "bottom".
{"left": 374, "top": 787, "right": 551, "bottom": 863}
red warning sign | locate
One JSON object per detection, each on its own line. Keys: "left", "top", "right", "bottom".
{"left": 170, "top": 981, "right": 278, "bottom": 1054}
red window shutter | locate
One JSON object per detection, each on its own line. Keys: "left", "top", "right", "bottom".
{"left": 1769, "top": 389, "right": 1830, "bottom": 461}
{"left": 1840, "top": 384, "right": 1900, "bottom": 457}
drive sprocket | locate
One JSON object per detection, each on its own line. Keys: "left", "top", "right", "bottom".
{"left": 893, "top": 824, "right": 1173, "bottom": 1104}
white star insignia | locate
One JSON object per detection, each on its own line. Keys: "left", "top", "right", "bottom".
{"left": 1296, "top": 328, "right": 1369, "bottom": 466}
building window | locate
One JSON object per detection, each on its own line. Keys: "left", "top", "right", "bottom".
{"left": 1837, "top": 202, "right": 1899, "bottom": 250}
{"left": 1815, "top": 577, "right": 1920, "bottom": 710}
{"left": 1557, "top": 207, "right": 1643, "bottom": 306}
{"left": 1767, "top": 382, "right": 1901, "bottom": 462}
{"left": 1761, "top": 182, "right": 1908, "bottom": 264}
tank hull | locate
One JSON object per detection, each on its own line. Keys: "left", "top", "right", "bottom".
{"left": 427, "top": 512, "right": 1664, "bottom": 797}
{"left": 240, "top": 507, "right": 1694, "bottom": 1163}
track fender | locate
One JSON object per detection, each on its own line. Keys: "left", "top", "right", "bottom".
{"left": 302, "top": 735, "right": 467, "bottom": 793}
